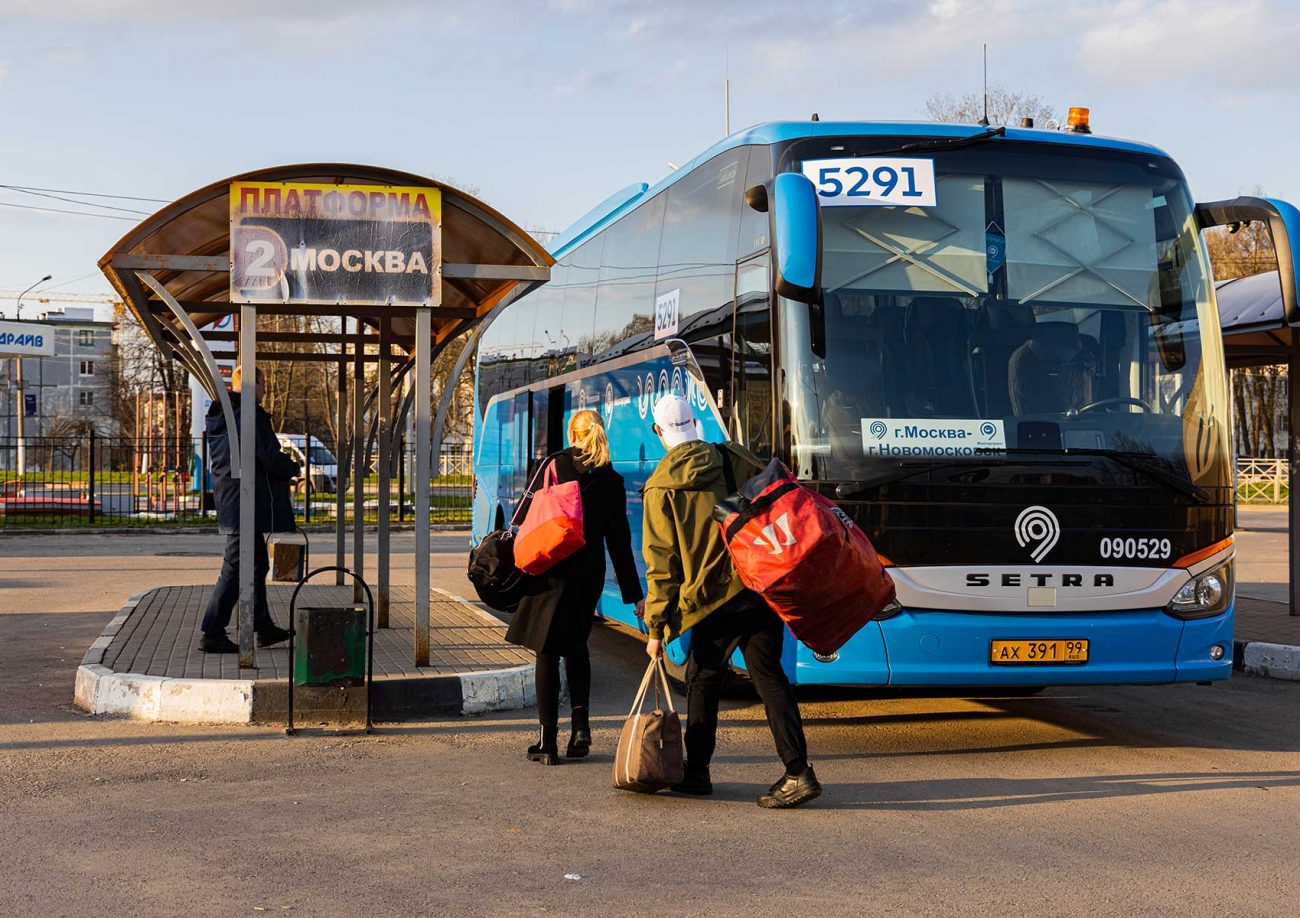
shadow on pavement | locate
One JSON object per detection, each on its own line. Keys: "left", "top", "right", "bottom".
{"left": 798, "top": 770, "right": 1300, "bottom": 811}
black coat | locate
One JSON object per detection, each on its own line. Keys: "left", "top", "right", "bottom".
{"left": 505, "top": 449, "right": 644, "bottom": 656}
{"left": 207, "top": 392, "right": 299, "bottom": 535}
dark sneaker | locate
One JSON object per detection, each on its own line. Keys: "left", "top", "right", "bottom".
{"left": 757, "top": 766, "right": 822, "bottom": 809}
{"left": 671, "top": 766, "right": 713, "bottom": 796}
{"left": 256, "top": 625, "right": 291, "bottom": 648}
{"left": 198, "top": 632, "right": 239, "bottom": 654}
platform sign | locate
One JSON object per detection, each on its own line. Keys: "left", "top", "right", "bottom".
{"left": 229, "top": 182, "right": 441, "bottom": 306}
{"left": 0, "top": 320, "right": 56, "bottom": 357}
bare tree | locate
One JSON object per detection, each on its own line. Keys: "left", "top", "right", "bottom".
{"left": 924, "top": 86, "right": 1058, "bottom": 127}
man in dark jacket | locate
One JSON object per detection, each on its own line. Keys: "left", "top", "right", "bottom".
{"left": 642, "top": 394, "right": 820, "bottom": 808}
{"left": 199, "top": 366, "right": 299, "bottom": 653}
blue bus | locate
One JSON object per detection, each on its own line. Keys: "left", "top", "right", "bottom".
{"left": 472, "top": 118, "right": 1300, "bottom": 688}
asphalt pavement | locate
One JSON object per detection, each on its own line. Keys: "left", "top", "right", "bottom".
{"left": 2, "top": 530, "right": 1298, "bottom": 917}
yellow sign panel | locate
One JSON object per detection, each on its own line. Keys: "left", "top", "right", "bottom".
{"left": 229, "top": 181, "right": 442, "bottom": 307}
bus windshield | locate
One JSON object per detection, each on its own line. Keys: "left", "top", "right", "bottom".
{"left": 777, "top": 138, "right": 1231, "bottom": 493}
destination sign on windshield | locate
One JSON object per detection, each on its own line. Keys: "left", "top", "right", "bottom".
{"left": 802, "top": 157, "right": 936, "bottom": 207}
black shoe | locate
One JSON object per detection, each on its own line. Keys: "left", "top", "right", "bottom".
{"left": 671, "top": 764, "right": 713, "bottom": 796}
{"left": 256, "top": 625, "right": 291, "bottom": 648}
{"left": 757, "top": 766, "right": 822, "bottom": 809}
{"left": 566, "top": 706, "right": 591, "bottom": 759}
{"left": 198, "top": 632, "right": 239, "bottom": 654}
{"left": 565, "top": 728, "right": 591, "bottom": 759}
{"left": 527, "top": 725, "right": 559, "bottom": 766}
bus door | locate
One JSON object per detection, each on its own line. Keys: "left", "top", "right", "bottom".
{"left": 731, "top": 254, "right": 774, "bottom": 455}
{"left": 730, "top": 253, "right": 891, "bottom": 685}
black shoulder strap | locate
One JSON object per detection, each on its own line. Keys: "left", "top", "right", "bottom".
{"left": 717, "top": 443, "right": 737, "bottom": 494}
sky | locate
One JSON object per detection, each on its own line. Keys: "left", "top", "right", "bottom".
{"left": 1, "top": 0, "right": 1298, "bottom": 319}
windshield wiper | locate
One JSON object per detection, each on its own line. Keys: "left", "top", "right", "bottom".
{"left": 834, "top": 454, "right": 1028, "bottom": 499}
{"left": 862, "top": 126, "right": 1007, "bottom": 158}
{"left": 980, "top": 447, "right": 1212, "bottom": 504}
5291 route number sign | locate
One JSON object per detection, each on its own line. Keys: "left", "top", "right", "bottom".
{"left": 229, "top": 181, "right": 442, "bottom": 307}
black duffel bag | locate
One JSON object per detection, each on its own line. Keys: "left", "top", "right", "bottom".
{"left": 468, "top": 528, "right": 528, "bottom": 613}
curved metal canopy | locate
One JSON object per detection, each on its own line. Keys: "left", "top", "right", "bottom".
{"left": 98, "top": 162, "right": 552, "bottom": 367}
{"left": 1215, "top": 270, "right": 1297, "bottom": 367}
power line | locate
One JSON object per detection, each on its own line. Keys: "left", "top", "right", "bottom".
{"left": 0, "top": 200, "right": 138, "bottom": 221}
{"left": 0, "top": 184, "right": 170, "bottom": 203}
{"left": 0, "top": 185, "right": 153, "bottom": 215}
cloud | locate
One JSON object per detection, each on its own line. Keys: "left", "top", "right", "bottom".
{"left": 1078, "top": 0, "right": 1300, "bottom": 93}
{"left": 550, "top": 67, "right": 622, "bottom": 97}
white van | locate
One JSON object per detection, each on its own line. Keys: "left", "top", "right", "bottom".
{"left": 275, "top": 434, "right": 338, "bottom": 493}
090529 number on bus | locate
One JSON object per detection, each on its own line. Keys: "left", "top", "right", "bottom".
{"left": 1099, "top": 537, "right": 1171, "bottom": 560}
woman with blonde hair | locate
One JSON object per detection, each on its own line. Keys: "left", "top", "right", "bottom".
{"left": 506, "top": 409, "right": 644, "bottom": 765}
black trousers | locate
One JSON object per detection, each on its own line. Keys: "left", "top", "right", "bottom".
{"left": 201, "top": 533, "right": 276, "bottom": 636}
{"left": 534, "top": 653, "right": 592, "bottom": 728}
{"left": 685, "top": 593, "right": 808, "bottom": 771}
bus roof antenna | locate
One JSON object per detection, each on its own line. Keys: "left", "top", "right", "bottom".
{"left": 978, "top": 43, "right": 990, "bottom": 126}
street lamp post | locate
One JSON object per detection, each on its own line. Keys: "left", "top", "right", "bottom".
{"left": 14, "top": 274, "right": 52, "bottom": 476}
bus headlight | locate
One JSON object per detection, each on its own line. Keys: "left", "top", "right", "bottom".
{"left": 1165, "top": 559, "right": 1233, "bottom": 619}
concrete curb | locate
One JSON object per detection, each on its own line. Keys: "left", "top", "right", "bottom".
{"left": 74, "top": 590, "right": 535, "bottom": 724}
{"left": 1234, "top": 640, "right": 1300, "bottom": 682}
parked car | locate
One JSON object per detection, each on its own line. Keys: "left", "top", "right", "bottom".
{"left": 275, "top": 434, "right": 338, "bottom": 494}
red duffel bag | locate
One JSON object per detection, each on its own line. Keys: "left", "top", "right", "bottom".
{"left": 712, "top": 453, "right": 895, "bottom": 656}
{"left": 514, "top": 458, "right": 586, "bottom": 575}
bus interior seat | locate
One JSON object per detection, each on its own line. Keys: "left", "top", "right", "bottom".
{"left": 903, "top": 296, "right": 977, "bottom": 416}
{"left": 1008, "top": 322, "right": 1096, "bottom": 415}
{"left": 970, "top": 300, "right": 1036, "bottom": 416}
{"left": 821, "top": 291, "right": 884, "bottom": 460}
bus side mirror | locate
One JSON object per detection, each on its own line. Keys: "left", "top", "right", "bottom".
{"left": 1196, "top": 196, "right": 1300, "bottom": 324}
{"left": 748, "top": 173, "right": 822, "bottom": 304}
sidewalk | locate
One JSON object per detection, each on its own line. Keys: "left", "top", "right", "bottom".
{"left": 1233, "top": 505, "right": 1300, "bottom": 681}
{"left": 74, "top": 582, "right": 535, "bottom": 724}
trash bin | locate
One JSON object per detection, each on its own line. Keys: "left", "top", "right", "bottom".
{"left": 293, "top": 602, "right": 366, "bottom": 687}
{"left": 287, "top": 566, "right": 375, "bottom": 735}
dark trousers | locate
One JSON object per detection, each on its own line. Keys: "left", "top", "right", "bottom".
{"left": 534, "top": 652, "right": 592, "bottom": 728}
{"left": 685, "top": 593, "right": 808, "bottom": 771}
{"left": 201, "top": 533, "right": 275, "bottom": 636}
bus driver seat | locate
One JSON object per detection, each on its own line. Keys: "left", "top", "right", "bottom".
{"left": 1007, "top": 323, "right": 1096, "bottom": 416}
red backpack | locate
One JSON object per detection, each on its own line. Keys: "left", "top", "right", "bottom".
{"left": 712, "top": 452, "right": 896, "bottom": 656}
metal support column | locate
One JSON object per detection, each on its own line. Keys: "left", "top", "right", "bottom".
{"left": 335, "top": 348, "right": 347, "bottom": 586}
{"left": 1290, "top": 346, "right": 1299, "bottom": 615}
{"left": 238, "top": 305, "right": 257, "bottom": 669}
{"left": 413, "top": 307, "right": 432, "bottom": 666}
{"left": 377, "top": 318, "right": 393, "bottom": 628}
{"left": 352, "top": 323, "right": 366, "bottom": 603}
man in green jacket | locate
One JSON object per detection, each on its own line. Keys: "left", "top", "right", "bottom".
{"left": 642, "top": 394, "right": 820, "bottom": 809}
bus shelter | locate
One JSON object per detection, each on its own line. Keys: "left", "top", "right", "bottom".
{"left": 1216, "top": 269, "right": 1300, "bottom": 616}
{"left": 99, "top": 164, "right": 551, "bottom": 668}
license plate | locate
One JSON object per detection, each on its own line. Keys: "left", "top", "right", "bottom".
{"left": 990, "top": 639, "right": 1089, "bottom": 665}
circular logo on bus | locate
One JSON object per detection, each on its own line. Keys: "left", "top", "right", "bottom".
{"left": 1014, "top": 505, "right": 1060, "bottom": 563}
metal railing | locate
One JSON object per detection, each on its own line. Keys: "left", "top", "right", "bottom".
{"left": 1237, "top": 457, "right": 1289, "bottom": 504}
{"left": 0, "top": 434, "right": 472, "bottom": 528}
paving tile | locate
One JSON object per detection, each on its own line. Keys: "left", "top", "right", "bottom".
{"left": 98, "top": 583, "right": 531, "bottom": 683}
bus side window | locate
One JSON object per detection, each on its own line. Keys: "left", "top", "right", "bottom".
{"left": 733, "top": 254, "right": 773, "bottom": 456}
{"left": 737, "top": 145, "right": 772, "bottom": 257}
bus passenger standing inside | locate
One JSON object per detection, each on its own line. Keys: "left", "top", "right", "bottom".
{"left": 641, "top": 394, "right": 820, "bottom": 808}
{"left": 507, "top": 409, "right": 644, "bottom": 765}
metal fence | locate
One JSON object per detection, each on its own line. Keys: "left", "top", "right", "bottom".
{"left": 0, "top": 435, "right": 472, "bottom": 528}
{"left": 1237, "top": 457, "right": 1289, "bottom": 504}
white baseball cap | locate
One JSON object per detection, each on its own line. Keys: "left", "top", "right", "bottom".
{"left": 652, "top": 394, "right": 701, "bottom": 448}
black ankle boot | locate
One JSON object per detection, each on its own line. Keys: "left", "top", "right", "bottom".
{"left": 566, "top": 707, "right": 591, "bottom": 759}
{"left": 526, "top": 725, "right": 559, "bottom": 766}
